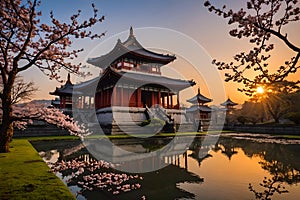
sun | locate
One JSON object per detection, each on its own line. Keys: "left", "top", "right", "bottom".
{"left": 256, "top": 86, "right": 264, "bottom": 94}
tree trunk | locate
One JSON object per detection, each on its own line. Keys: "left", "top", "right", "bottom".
{"left": 0, "top": 122, "right": 13, "bottom": 153}
{"left": 0, "top": 82, "right": 14, "bottom": 153}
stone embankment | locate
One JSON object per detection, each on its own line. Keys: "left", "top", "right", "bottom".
{"left": 224, "top": 124, "right": 300, "bottom": 135}
{"left": 13, "top": 121, "right": 69, "bottom": 137}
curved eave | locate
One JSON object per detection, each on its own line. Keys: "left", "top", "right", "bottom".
{"left": 220, "top": 98, "right": 238, "bottom": 106}
{"left": 100, "top": 67, "right": 195, "bottom": 91}
{"left": 121, "top": 34, "right": 176, "bottom": 64}
{"left": 126, "top": 49, "right": 175, "bottom": 65}
{"left": 186, "top": 105, "right": 212, "bottom": 112}
{"left": 73, "top": 77, "right": 99, "bottom": 92}
{"left": 187, "top": 94, "right": 212, "bottom": 104}
{"left": 87, "top": 37, "right": 176, "bottom": 68}
{"left": 49, "top": 90, "right": 73, "bottom": 96}
{"left": 119, "top": 71, "right": 195, "bottom": 91}
{"left": 49, "top": 82, "right": 74, "bottom": 96}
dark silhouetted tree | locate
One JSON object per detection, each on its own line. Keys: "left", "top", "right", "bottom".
{"left": 204, "top": 0, "right": 300, "bottom": 96}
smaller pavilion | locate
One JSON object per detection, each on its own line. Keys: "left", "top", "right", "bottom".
{"left": 220, "top": 98, "right": 238, "bottom": 125}
{"left": 186, "top": 88, "right": 212, "bottom": 131}
{"left": 50, "top": 74, "right": 97, "bottom": 115}
{"left": 220, "top": 98, "right": 238, "bottom": 113}
{"left": 49, "top": 74, "right": 74, "bottom": 112}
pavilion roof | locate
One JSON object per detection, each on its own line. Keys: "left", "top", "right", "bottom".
{"left": 187, "top": 88, "right": 212, "bottom": 104}
{"left": 220, "top": 98, "right": 238, "bottom": 107}
{"left": 186, "top": 105, "right": 212, "bottom": 113}
{"left": 49, "top": 74, "right": 76, "bottom": 96}
{"left": 55, "top": 65, "right": 196, "bottom": 96}
{"left": 106, "top": 67, "right": 196, "bottom": 91}
{"left": 87, "top": 27, "right": 176, "bottom": 68}
{"left": 72, "top": 76, "right": 99, "bottom": 96}
{"left": 51, "top": 98, "right": 60, "bottom": 105}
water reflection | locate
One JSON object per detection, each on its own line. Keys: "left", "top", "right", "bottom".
{"left": 31, "top": 134, "right": 300, "bottom": 200}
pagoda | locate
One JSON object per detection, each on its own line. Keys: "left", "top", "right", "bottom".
{"left": 52, "top": 27, "right": 196, "bottom": 134}
{"left": 221, "top": 98, "right": 238, "bottom": 125}
{"left": 186, "top": 88, "right": 212, "bottom": 131}
{"left": 220, "top": 98, "right": 238, "bottom": 112}
{"left": 49, "top": 73, "right": 74, "bottom": 113}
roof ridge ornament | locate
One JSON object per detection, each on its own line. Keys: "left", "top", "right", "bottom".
{"left": 66, "top": 73, "right": 72, "bottom": 84}
{"left": 130, "top": 26, "right": 134, "bottom": 37}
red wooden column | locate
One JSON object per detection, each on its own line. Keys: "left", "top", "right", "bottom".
{"left": 120, "top": 87, "right": 124, "bottom": 106}
{"left": 151, "top": 91, "right": 155, "bottom": 107}
{"left": 158, "top": 91, "right": 161, "bottom": 106}
{"left": 103, "top": 90, "right": 106, "bottom": 107}
{"left": 170, "top": 94, "right": 173, "bottom": 108}
{"left": 63, "top": 96, "right": 66, "bottom": 108}
{"left": 162, "top": 94, "right": 165, "bottom": 108}
{"left": 99, "top": 92, "right": 103, "bottom": 108}
{"left": 107, "top": 89, "right": 109, "bottom": 107}
{"left": 108, "top": 89, "right": 111, "bottom": 107}
{"left": 177, "top": 92, "right": 180, "bottom": 109}
{"left": 137, "top": 88, "right": 142, "bottom": 107}
{"left": 112, "top": 87, "right": 117, "bottom": 106}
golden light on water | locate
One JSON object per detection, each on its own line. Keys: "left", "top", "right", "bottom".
{"left": 256, "top": 86, "right": 265, "bottom": 94}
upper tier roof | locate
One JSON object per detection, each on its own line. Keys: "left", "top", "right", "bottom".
{"left": 220, "top": 98, "right": 238, "bottom": 107}
{"left": 187, "top": 88, "right": 212, "bottom": 104}
{"left": 49, "top": 74, "right": 75, "bottom": 96}
{"left": 87, "top": 27, "right": 176, "bottom": 68}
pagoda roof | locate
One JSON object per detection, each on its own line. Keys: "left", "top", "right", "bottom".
{"left": 220, "top": 98, "right": 238, "bottom": 107}
{"left": 186, "top": 105, "right": 212, "bottom": 113}
{"left": 73, "top": 76, "right": 99, "bottom": 96}
{"left": 51, "top": 98, "right": 60, "bottom": 105}
{"left": 87, "top": 27, "right": 176, "bottom": 68}
{"left": 99, "top": 67, "right": 195, "bottom": 91}
{"left": 49, "top": 74, "right": 76, "bottom": 96}
{"left": 187, "top": 88, "right": 212, "bottom": 104}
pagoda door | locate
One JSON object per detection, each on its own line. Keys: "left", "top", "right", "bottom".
{"left": 141, "top": 91, "right": 152, "bottom": 108}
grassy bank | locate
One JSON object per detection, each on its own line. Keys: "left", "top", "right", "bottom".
{"left": 0, "top": 139, "right": 75, "bottom": 200}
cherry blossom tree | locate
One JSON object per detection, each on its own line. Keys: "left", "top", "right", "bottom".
{"left": 0, "top": 0, "right": 105, "bottom": 152}
{"left": 11, "top": 103, "right": 89, "bottom": 137}
{"left": 204, "top": 0, "right": 300, "bottom": 96}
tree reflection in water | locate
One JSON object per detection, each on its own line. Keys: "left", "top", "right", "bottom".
{"left": 249, "top": 174, "right": 288, "bottom": 200}
{"left": 248, "top": 158, "right": 300, "bottom": 199}
{"left": 216, "top": 136, "right": 300, "bottom": 200}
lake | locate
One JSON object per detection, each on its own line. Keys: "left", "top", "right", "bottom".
{"left": 31, "top": 133, "right": 300, "bottom": 200}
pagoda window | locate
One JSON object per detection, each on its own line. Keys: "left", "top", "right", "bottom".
{"left": 124, "top": 62, "right": 134, "bottom": 68}
{"left": 117, "top": 62, "right": 122, "bottom": 67}
{"left": 65, "top": 96, "right": 72, "bottom": 102}
{"left": 116, "top": 61, "right": 134, "bottom": 69}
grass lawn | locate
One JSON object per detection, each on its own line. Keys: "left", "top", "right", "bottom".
{"left": 0, "top": 139, "right": 75, "bottom": 200}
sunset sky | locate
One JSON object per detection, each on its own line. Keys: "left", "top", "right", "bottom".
{"left": 20, "top": 0, "right": 300, "bottom": 105}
